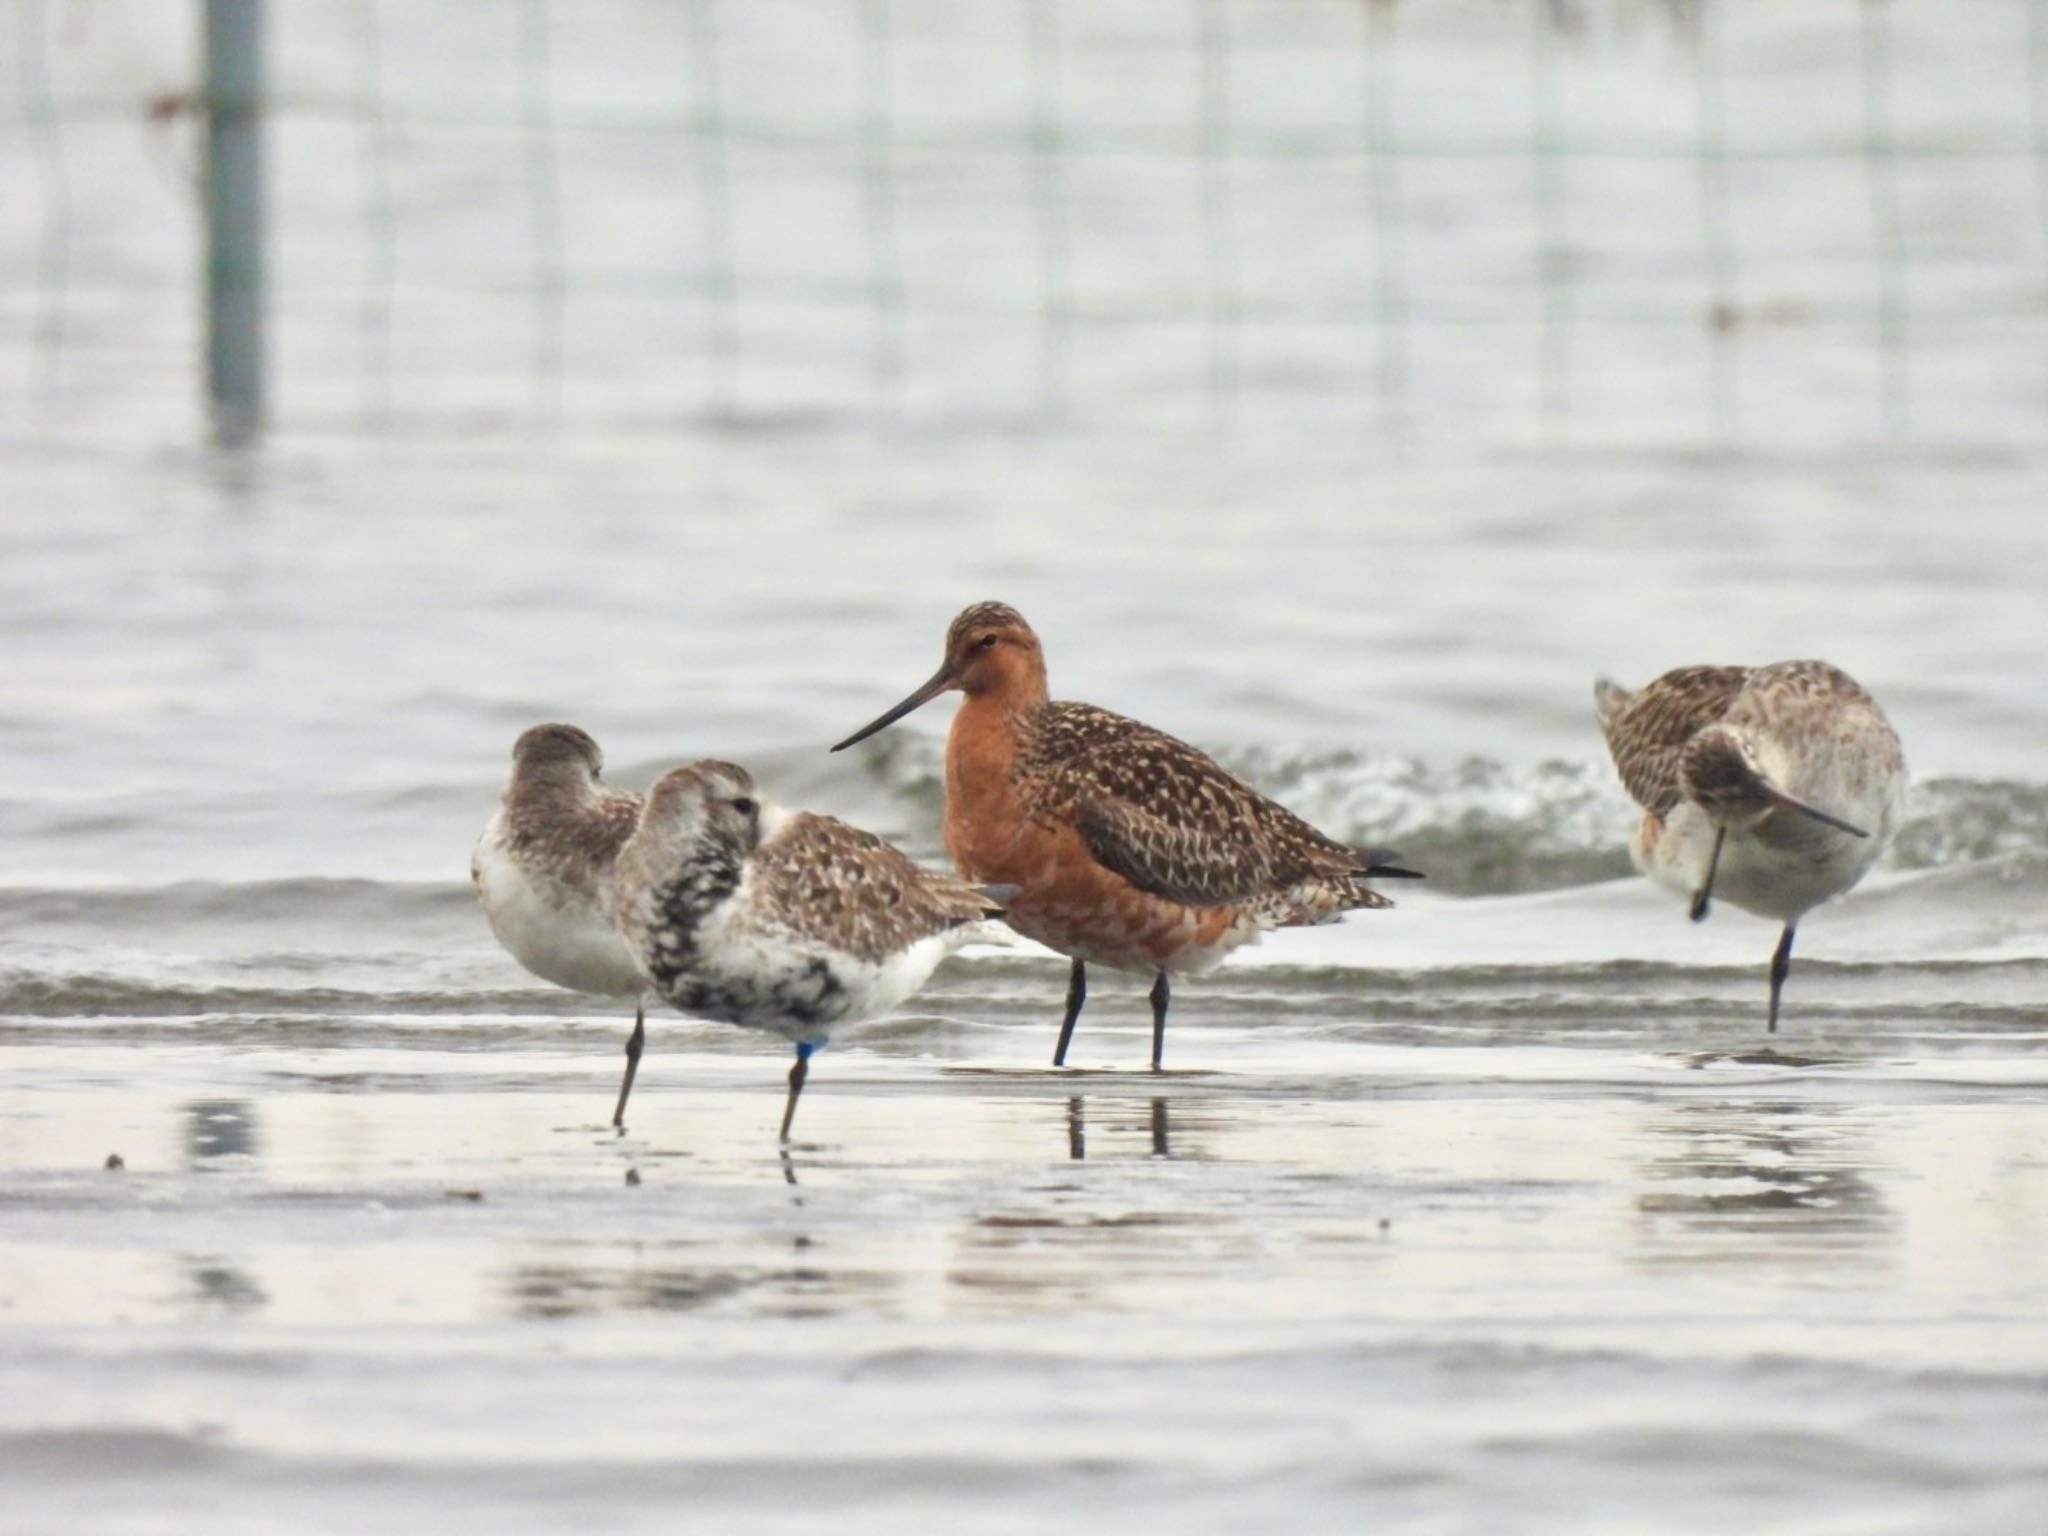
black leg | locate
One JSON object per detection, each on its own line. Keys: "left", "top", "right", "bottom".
{"left": 611, "top": 1001, "right": 645, "bottom": 1131}
{"left": 1051, "top": 959, "right": 1087, "bottom": 1067}
{"left": 1149, "top": 971, "right": 1170, "bottom": 1071}
{"left": 1149, "top": 1098, "right": 1170, "bottom": 1157}
{"left": 779, "top": 1044, "right": 813, "bottom": 1142}
{"left": 1690, "top": 829, "right": 1727, "bottom": 923}
{"left": 1066, "top": 1096, "right": 1085, "bottom": 1161}
{"left": 1766, "top": 923, "right": 1797, "bottom": 1034}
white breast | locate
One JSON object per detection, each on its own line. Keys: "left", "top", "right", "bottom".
{"left": 473, "top": 820, "right": 644, "bottom": 997}
{"left": 1637, "top": 791, "right": 1899, "bottom": 924}
{"left": 681, "top": 867, "right": 979, "bottom": 1044}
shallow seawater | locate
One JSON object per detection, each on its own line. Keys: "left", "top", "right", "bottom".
{"left": 2, "top": 429, "right": 2047, "bottom": 1533}
{"left": 3, "top": 426, "right": 2048, "bottom": 1533}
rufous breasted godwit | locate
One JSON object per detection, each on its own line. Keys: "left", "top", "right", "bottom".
{"left": 1595, "top": 661, "right": 1907, "bottom": 1031}
{"left": 472, "top": 723, "right": 652, "bottom": 1128}
{"left": 831, "top": 602, "right": 1421, "bottom": 1069}
{"left": 607, "top": 760, "right": 1010, "bottom": 1140}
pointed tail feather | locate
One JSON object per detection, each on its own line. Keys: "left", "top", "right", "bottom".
{"left": 1359, "top": 862, "right": 1424, "bottom": 881}
{"left": 1594, "top": 676, "right": 1633, "bottom": 724}
{"left": 928, "top": 877, "right": 1018, "bottom": 928}
{"left": 1351, "top": 848, "right": 1425, "bottom": 882}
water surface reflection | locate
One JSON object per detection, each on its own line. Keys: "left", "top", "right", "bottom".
{"left": 182, "top": 1099, "right": 259, "bottom": 1166}
{"left": 1061, "top": 1097, "right": 1182, "bottom": 1161}
{"left": 1633, "top": 1099, "right": 1894, "bottom": 1270}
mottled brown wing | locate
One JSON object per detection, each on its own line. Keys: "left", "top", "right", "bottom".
{"left": 1597, "top": 665, "right": 1752, "bottom": 814}
{"left": 497, "top": 785, "right": 643, "bottom": 898}
{"left": 585, "top": 790, "right": 646, "bottom": 861}
{"left": 1023, "top": 702, "right": 1369, "bottom": 908}
{"left": 754, "top": 812, "right": 1004, "bottom": 964}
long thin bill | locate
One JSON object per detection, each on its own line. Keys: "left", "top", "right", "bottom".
{"left": 829, "top": 663, "right": 955, "bottom": 752}
{"left": 1762, "top": 781, "right": 1870, "bottom": 839}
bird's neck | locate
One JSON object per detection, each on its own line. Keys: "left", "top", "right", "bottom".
{"left": 623, "top": 830, "right": 747, "bottom": 975}
{"left": 943, "top": 690, "right": 1041, "bottom": 880}
{"left": 961, "top": 645, "right": 1049, "bottom": 711}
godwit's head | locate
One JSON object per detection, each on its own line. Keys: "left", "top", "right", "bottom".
{"left": 830, "top": 602, "right": 1046, "bottom": 751}
{"left": 511, "top": 722, "right": 605, "bottom": 780}
{"left": 943, "top": 602, "right": 1043, "bottom": 696}
{"left": 637, "top": 759, "right": 767, "bottom": 861}
{"left": 1681, "top": 725, "right": 1870, "bottom": 839}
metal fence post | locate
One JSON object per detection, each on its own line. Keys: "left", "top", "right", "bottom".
{"left": 205, "top": 0, "right": 265, "bottom": 443}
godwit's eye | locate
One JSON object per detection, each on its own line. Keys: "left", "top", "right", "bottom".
{"left": 731, "top": 796, "right": 756, "bottom": 816}
{"left": 975, "top": 634, "right": 999, "bottom": 651}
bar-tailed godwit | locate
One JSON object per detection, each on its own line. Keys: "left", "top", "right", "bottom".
{"left": 1595, "top": 661, "right": 1907, "bottom": 1031}
{"left": 831, "top": 602, "right": 1421, "bottom": 1069}
{"left": 472, "top": 724, "right": 653, "bottom": 1126}
{"left": 607, "top": 760, "right": 1010, "bottom": 1140}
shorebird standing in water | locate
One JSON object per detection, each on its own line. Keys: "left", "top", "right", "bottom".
{"left": 831, "top": 602, "right": 1421, "bottom": 1069}
{"left": 1595, "top": 661, "right": 1907, "bottom": 1031}
{"left": 473, "top": 723, "right": 653, "bottom": 1127}
{"left": 607, "top": 760, "right": 1009, "bottom": 1140}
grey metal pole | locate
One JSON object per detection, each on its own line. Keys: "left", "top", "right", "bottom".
{"left": 205, "top": 0, "right": 265, "bottom": 443}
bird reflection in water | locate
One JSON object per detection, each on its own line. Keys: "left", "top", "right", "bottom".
{"left": 183, "top": 1099, "right": 259, "bottom": 1167}
{"left": 502, "top": 1238, "right": 888, "bottom": 1321}
{"left": 184, "top": 1255, "right": 268, "bottom": 1313}
{"left": 1634, "top": 1099, "right": 1893, "bottom": 1265}
{"left": 1062, "top": 1096, "right": 1174, "bottom": 1160}
{"left": 179, "top": 1101, "right": 267, "bottom": 1312}
{"left": 504, "top": 1261, "right": 753, "bottom": 1321}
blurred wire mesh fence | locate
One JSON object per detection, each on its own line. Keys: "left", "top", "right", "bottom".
{"left": 5, "top": 0, "right": 2048, "bottom": 446}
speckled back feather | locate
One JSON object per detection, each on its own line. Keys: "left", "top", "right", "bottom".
{"left": 1015, "top": 701, "right": 1399, "bottom": 913}
{"left": 1728, "top": 661, "right": 1893, "bottom": 730}
{"left": 752, "top": 811, "right": 1008, "bottom": 962}
{"left": 1595, "top": 665, "right": 1752, "bottom": 815}
{"left": 488, "top": 779, "right": 642, "bottom": 899}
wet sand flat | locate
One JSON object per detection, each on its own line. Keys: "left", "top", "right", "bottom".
{"left": 4, "top": 975, "right": 2046, "bottom": 1536}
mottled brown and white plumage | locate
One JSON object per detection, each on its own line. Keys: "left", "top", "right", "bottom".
{"left": 472, "top": 723, "right": 653, "bottom": 1127}
{"left": 1021, "top": 700, "right": 1399, "bottom": 922}
{"left": 1596, "top": 660, "right": 1908, "bottom": 1031}
{"left": 607, "top": 759, "right": 1008, "bottom": 1140}
{"left": 832, "top": 602, "right": 1420, "bottom": 1069}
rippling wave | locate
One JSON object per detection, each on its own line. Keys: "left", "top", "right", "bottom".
{"left": 843, "top": 734, "right": 2048, "bottom": 895}
{"left": 1, "top": 761, "right": 2043, "bottom": 1019}
{"left": 3, "top": 863, "right": 2044, "bottom": 1020}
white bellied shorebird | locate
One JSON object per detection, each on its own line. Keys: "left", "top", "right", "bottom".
{"left": 472, "top": 723, "right": 651, "bottom": 1127}
{"left": 608, "top": 759, "right": 1009, "bottom": 1140}
{"left": 831, "top": 602, "right": 1421, "bottom": 1069}
{"left": 1595, "top": 661, "right": 1907, "bottom": 1031}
